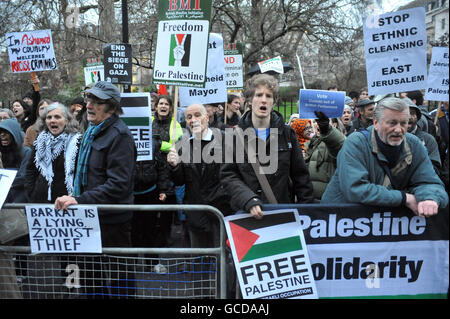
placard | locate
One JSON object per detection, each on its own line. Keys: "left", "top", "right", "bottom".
{"left": 258, "top": 56, "right": 284, "bottom": 74}
{"left": 120, "top": 93, "right": 153, "bottom": 161}
{"left": 5, "top": 29, "right": 57, "bottom": 73}
{"left": 363, "top": 7, "right": 427, "bottom": 95}
{"left": 0, "top": 169, "right": 17, "bottom": 208}
{"left": 224, "top": 42, "right": 244, "bottom": 89}
{"left": 179, "top": 33, "right": 227, "bottom": 106}
{"left": 298, "top": 89, "right": 345, "bottom": 119}
{"left": 424, "top": 47, "right": 449, "bottom": 102}
{"left": 152, "top": 0, "right": 212, "bottom": 88}
{"left": 84, "top": 57, "right": 105, "bottom": 86}
{"left": 25, "top": 205, "right": 102, "bottom": 254}
{"left": 225, "top": 209, "right": 318, "bottom": 299}
{"left": 103, "top": 43, "right": 133, "bottom": 85}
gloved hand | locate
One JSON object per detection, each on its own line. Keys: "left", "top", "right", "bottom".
{"left": 314, "top": 110, "right": 330, "bottom": 135}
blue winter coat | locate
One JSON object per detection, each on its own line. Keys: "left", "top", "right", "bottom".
{"left": 322, "top": 126, "right": 448, "bottom": 208}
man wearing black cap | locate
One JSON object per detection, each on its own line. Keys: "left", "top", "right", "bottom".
{"left": 55, "top": 81, "right": 137, "bottom": 298}
{"left": 348, "top": 98, "right": 375, "bottom": 135}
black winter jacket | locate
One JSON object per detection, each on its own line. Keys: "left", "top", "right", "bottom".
{"left": 220, "top": 110, "right": 314, "bottom": 212}
{"left": 74, "top": 114, "right": 136, "bottom": 224}
{"left": 171, "top": 129, "right": 232, "bottom": 231}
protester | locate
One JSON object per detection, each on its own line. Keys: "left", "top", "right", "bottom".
{"left": 19, "top": 75, "right": 41, "bottom": 132}
{"left": 153, "top": 95, "right": 183, "bottom": 154}
{"left": 205, "top": 103, "right": 227, "bottom": 130}
{"left": 435, "top": 101, "right": 449, "bottom": 191}
{"left": 347, "top": 98, "right": 375, "bottom": 135}
{"left": 0, "top": 119, "right": 31, "bottom": 203}
{"left": 23, "top": 99, "right": 52, "bottom": 148}
{"left": 220, "top": 74, "right": 314, "bottom": 219}
{"left": 25, "top": 103, "right": 81, "bottom": 203}
{"left": 291, "top": 118, "right": 313, "bottom": 155}
{"left": 0, "top": 108, "right": 14, "bottom": 121}
{"left": 304, "top": 111, "right": 346, "bottom": 200}
{"left": 11, "top": 99, "right": 30, "bottom": 131}
{"left": 167, "top": 104, "right": 232, "bottom": 248}
{"left": 358, "top": 87, "right": 368, "bottom": 101}
{"left": 403, "top": 98, "right": 442, "bottom": 175}
{"left": 322, "top": 97, "right": 448, "bottom": 217}
{"left": 219, "top": 94, "right": 242, "bottom": 127}
{"left": 132, "top": 133, "right": 172, "bottom": 254}
{"left": 406, "top": 90, "right": 436, "bottom": 137}
{"left": 341, "top": 104, "right": 353, "bottom": 135}
{"left": 54, "top": 81, "right": 137, "bottom": 298}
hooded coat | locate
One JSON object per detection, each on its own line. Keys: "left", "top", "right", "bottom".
{"left": 0, "top": 119, "right": 31, "bottom": 203}
{"left": 220, "top": 110, "right": 314, "bottom": 213}
{"left": 322, "top": 126, "right": 448, "bottom": 208}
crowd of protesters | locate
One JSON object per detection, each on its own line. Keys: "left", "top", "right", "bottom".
{"left": 0, "top": 73, "right": 448, "bottom": 298}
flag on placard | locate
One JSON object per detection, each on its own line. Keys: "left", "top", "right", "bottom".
{"left": 228, "top": 211, "right": 302, "bottom": 262}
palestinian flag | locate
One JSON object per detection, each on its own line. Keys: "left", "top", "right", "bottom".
{"left": 228, "top": 211, "right": 302, "bottom": 263}
{"left": 169, "top": 34, "right": 192, "bottom": 67}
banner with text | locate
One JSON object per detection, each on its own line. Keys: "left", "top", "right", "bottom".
{"left": 152, "top": 0, "right": 212, "bottom": 88}
{"left": 25, "top": 205, "right": 102, "bottom": 254}
{"left": 425, "top": 47, "right": 449, "bottom": 102}
{"left": 224, "top": 42, "right": 244, "bottom": 89}
{"left": 179, "top": 33, "right": 227, "bottom": 106}
{"left": 6, "top": 29, "right": 57, "bottom": 73}
{"left": 258, "top": 56, "right": 284, "bottom": 74}
{"left": 299, "top": 89, "right": 345, "bottom": 119}
{"left": 262, "top": 203, "right": 449, "bottom": 299}
{"left": 225, "top": 209, "right": 318, "bottom": 299}
{"left": 103, "top": 44, "right": 133, "bottom": 85}
{"left": 363, "top": 7, "right": 427, "bottom": 95}
{"left": 120, "top": 93, "right": 152, "bottom": 161}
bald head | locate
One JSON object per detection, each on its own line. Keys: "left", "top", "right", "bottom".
{"left": 185, "top": 103, "right": 209, "bottom": 138}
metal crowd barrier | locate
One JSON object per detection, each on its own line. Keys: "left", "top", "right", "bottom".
{"left": 0, "top": 204, "right": 227, "bottom": 299}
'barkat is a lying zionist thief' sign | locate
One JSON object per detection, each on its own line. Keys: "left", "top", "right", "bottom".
{"left": 225, "top": 209, "right": 318, "bottom": 299}
{"left": 152, "top": 0, "right": 212, "bottom": 88}
{"left": 363, "top": 7, "right": 427, "bottom": 95}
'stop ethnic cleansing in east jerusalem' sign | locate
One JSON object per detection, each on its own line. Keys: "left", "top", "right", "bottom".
{"left": 363, "top": 7, "right": 427, "bottom": 95}
{"left": 152, "top": 0, "right": 212, "bottom": 88}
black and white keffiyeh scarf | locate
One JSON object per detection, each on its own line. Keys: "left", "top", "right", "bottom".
{"left": 34, "top": 131, "right": 81, "bottom": 201}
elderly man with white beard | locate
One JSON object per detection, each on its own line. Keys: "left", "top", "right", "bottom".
{"left": 322, "top": 97, "right": 448, "bottom": 218}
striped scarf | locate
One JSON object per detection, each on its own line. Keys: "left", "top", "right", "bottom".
{"left": 73, "top": 118, "right": 110, "bottom": 196}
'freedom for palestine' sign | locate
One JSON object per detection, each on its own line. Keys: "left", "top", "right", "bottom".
{"left": 152, "top": 0, "right": 212, "bottom": 88}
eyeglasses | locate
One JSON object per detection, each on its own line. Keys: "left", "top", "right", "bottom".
{"left": 0, "top": 116, "right": 11, "bottom": 121}
{"left": 84, "top": 97, "right": 108, "bottom": 106}
{"left": 304, "top": 126, "right": 313, "bottom": 131}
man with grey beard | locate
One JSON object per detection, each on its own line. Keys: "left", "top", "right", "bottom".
{"left": 322, "top": 97, "right": 448, "bottom": 218}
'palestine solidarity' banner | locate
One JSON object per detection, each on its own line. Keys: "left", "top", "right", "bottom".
{"left": 228, "top": 204, "right": 448, "bottom": 299}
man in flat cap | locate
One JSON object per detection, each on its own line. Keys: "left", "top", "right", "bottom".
{"left": 348, "top": 98, "right": 375, "bottom": 135}
{"left": 55, "top": 81, "right": 137, "bottom": 298}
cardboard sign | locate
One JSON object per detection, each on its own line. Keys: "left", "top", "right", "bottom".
{"left": 0, "top": 169, "right": 17, "bottom": 208}
{"left": 120, "top": 93, "right": 153, "bottom": 161}
{"left": 225, "top": 209, "right": 318, "bottom": 299}
{"left": 425, "top": 47, "right": 449, "bottom": 102}
{"left": 5, "top": 29, "right": 57, "bottom": 73}
{"left": 84, "top": 57, "right": 104, "bottom": 86}
{"left": 258, "top": 56, "right": 284, "bottom": 74}
{"left": 224, "top": 42, "right": 244, "bottom": 89}
{"left": 26, "top": 205, "right": 102, "bottom": 254}
{"left": 298, "top": 89, "right": 345, "bottom": 119}
{"left": 152, "top": 0, "right": 212, "bottom": 88}
{"left": 103, "top": 43, "right": 133, "bottom": 85}
{"left": 179, "top": 33, "right": 227, "bottom": 106}
{"left": 363, "top": 7, "right": 427, "bottom": 95}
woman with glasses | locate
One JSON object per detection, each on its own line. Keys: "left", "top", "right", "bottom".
{"left": 291, "top": 118, "right": 313, "bottom": 156}
{"left": 0, "top": 108, "right": 14, "bottom": 122}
